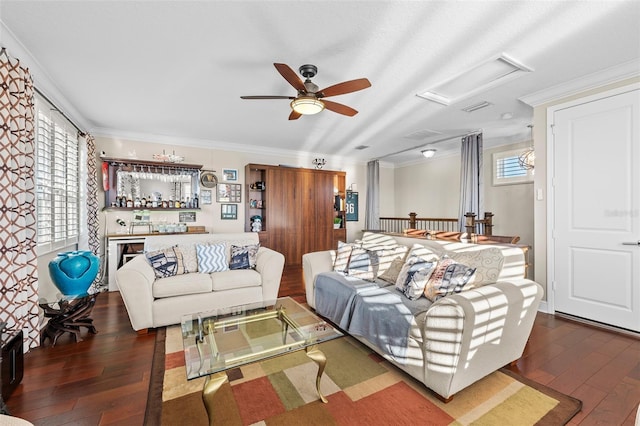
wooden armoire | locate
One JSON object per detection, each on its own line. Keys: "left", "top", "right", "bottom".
{"left": 245, "top": 164, "right": 346, "bottom": 266}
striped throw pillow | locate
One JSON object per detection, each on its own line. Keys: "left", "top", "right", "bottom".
{"left": 196, "top": 244, "right": 228, "bottom": 273}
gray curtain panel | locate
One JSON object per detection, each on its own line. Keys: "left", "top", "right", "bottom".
{"left": 458, "top": 133, "right": 484, "bottom": 232}
{"left": 365, "top": 160, "right": 380, "bottom": 231}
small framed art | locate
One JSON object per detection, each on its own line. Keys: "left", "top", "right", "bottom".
{"left": 217, "top": 183, "right": 241, "bottom": 203}
{"left": 221, "top": 204, "right": 237, "bottom": 220}
{"left": 200, "top": 190, "right": 212, "bottom": 205}
{"left": 222, "top": 168, "right": 238, "bottom": 181}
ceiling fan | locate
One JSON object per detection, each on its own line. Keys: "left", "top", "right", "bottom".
{"left": 241, "top": 63, "right": 371, "bottom": 120}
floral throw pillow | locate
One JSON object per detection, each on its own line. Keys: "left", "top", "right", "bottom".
{"left": 230, "top": 244, "right": 260, "bottom": 270}
{"left": 145, "top": 247, "right": 185, "bottom": 278}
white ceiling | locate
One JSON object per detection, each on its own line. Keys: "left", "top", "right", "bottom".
{"left": 1, "top": 1, "right": 639, "bottom": 166}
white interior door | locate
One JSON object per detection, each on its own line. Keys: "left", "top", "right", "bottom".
{"left": 551, "top": 86, "right": 640, "bottom": 332}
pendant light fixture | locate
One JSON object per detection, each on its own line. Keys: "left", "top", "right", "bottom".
{"left": 518, "top": 125, "right": 535, "bottom": 170}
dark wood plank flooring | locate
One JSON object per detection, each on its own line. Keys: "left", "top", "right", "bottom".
{"left": 6, "top": 266, "right": 639, "bottom": 425}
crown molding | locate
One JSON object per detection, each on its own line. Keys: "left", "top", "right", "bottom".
{"left": 519, "top": 59, "right": 640, "bottom": 107}
{"left": 92, "top": 126, "right": 369, "bottom": 168}
{"left": 1, "top": 20, "right": 92, "bottom": 131}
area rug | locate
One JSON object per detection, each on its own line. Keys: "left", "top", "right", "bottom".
{"left": 145, "top": 326, "right": 581, "bottom": 426}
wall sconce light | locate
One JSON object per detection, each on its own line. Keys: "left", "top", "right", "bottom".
{"left": 421, "top": 149, "right": 437, "bottom": 158}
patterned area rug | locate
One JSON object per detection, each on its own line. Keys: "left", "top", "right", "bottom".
{"left": 145, "top": 326, "right": 581, "bottom": 426}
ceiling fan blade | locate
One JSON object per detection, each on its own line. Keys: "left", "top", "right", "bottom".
{"left": 322, "top": 100, "right": 358, "bottom": 117}
{"left": 240, "top": 95, "right": 295, "bottom": 100}
{"left": 317, "top": 78, "right": 371, "bottom": 98}
{"left": 288, "top": 110, "right": 302, "bottom": 120}
{"left": 274, "top": 63, "right": 306, "bottom": 93}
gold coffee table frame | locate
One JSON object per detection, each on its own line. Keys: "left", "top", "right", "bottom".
{"left": 181, "top": 297, "right": 342, "bottom": 425}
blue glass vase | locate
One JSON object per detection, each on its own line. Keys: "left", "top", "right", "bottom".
{"left": 49, "top": 250, "right": 100, "bottom": 296}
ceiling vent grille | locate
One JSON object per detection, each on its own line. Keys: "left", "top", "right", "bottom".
{"left": 417, "top": 53, "right": 533, "bottom": 106}
{"left": 461, "top": 101, "right": 492, "bottom": 113}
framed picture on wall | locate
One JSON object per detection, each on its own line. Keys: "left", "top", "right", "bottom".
{"left": 221, "top": 204, "right": 237, "bottom": 220}
{"left": 217, "top": 183, "right": 241, "bottom": 203}
{"left": 346, "top": 191, "right": 359, "bottom": 221}
{"left": 222, "top": 169, "right": 238, "bottom": 181}
{"left": 200, "top": 190, "right": 212, "bottom": 205}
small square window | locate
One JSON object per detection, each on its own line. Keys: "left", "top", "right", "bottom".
{"left": 492, "top": 148, "right": 534, "bottom": 186}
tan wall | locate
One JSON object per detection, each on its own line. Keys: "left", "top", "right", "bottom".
{"left": 94, "top": 135, "right": 368, "bottom": 255}
{"left": 391, "top": 143, "right": 534, "bottom": 246}
{"left": 532, "top": 76, "right": 640, "bottom": 303}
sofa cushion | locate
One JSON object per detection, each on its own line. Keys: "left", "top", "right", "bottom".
{"left": 146, "top": 247, "right": 185, "bottom": 278}
{"left": 407, "top": 243, "right": 440, "bottom": 263}
{"left": 152, "top": 273, "right": 213, "bottom": 298}
{"left": 395, "top": 256, "right": 437, "bottom": 300}
{"left": 375, "top": 245, "right": 409, "bottom": 277}
{"left": 230, "top": 244, "right": 260, "bottom": 270}
{"left": 449, "top": 247, "right": 504, "bottom": 287}
{"left": 211, "top": 269, "right": 261, "bottom": 291}
{"left": 424, "top": 257, "right": 476, "bottom": 301}
{"left": 197, "top": 244, "right": 228, "bottom": 273}
{"left": 360, "top": 232, "right": 399, "bottom": 249}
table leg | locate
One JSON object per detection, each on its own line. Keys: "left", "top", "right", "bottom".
{"left": 202, "top": 372, "right": 228, "bottom": 426}
{"left": 305, "top": 345, "right": 328, "bottom": 403}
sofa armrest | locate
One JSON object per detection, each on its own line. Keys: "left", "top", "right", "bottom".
{"left": 421, "top": 278, "right": 543, "bottom": 399}
{"left": 255, "top": 247, "right": 285, "bottom": 301}
{"left": 115, "top": 255, "right": 156, "bottom": 331}
{"left": 301, "top": 250, "right": 334, "bottom": 309}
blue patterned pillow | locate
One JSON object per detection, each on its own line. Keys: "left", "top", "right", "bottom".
{"left": 230, "top": 244, "right": 260, "bottom": 270}
{"left": 146, "top": 247, "right": 185, "bottom": 278}
{"left": 196, "top": 244, "right": 228, "bottom": 273}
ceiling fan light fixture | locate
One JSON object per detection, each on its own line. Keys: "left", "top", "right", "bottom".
{"left": 421, "top": 149, "right": 437, "bottom": 158}
{"left": 291, "top": 97, "right": 325, "bottom": 115}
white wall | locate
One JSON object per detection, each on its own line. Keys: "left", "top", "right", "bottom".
{"left": 532, "top": 76, "right": 640, "bottom": 303}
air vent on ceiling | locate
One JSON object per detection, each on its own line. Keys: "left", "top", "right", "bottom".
{"left": 355, "top": 145, "right": 370, "bottom": 150}
{"left": 417, "top": 53, "right": 533, "bottom": 106}
{"left": 461, "top": 101, "right": 492, "bottom": 113}
{"left": 404, "top": 128, "right": 442, "bottom": 140}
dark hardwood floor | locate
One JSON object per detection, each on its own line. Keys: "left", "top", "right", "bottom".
{"left": 6, "top": 266, "right": 639, "bottom": 425}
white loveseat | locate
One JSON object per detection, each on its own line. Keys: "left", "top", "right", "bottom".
{"left": 302, "top": 232, "right": 543, "bottom": 400}
{"left": 116, "top": 232, "right": 285, "bottom": 331}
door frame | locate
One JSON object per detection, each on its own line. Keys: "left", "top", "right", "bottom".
{"left": 545, "top": 82, "right": 640, "bottom": 315}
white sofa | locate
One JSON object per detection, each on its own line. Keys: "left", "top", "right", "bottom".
{"left": 116, "top": 232, "right": 285, "bottom": 331}
{"left": 302, "top": 232, "right": 543, "bottom": 401}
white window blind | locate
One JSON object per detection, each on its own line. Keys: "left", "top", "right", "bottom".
{"left": 35, "top": 97, "right": 80, "bottom": 255}
{"left": 492, "top": 147, "right": 533, "bottom": 186}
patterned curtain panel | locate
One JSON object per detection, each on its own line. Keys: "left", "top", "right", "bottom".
{"left": 458, "top": 133, "right": 484, "bottom": 232}
{"left": 85, "top": 135, "right": 103, "bottom": 293}
{"left": 85, "top": 135, "right": 100, "bottom": 254}
{"left": 0, "top": 48, "right": 40, "bottom": 350}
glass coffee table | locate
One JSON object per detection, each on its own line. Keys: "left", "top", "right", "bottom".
{"left": 181, "top": 297, "right": 343, "bottom": 424}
